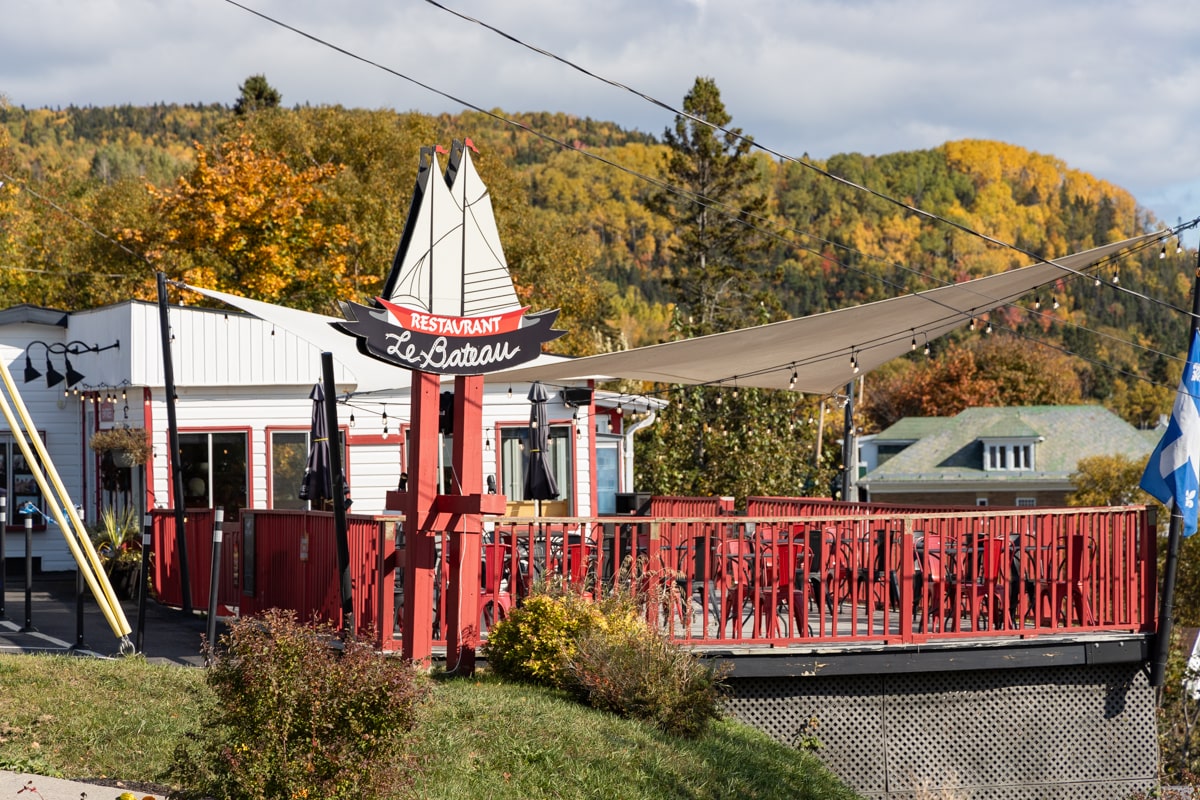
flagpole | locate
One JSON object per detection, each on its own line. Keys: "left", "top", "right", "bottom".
{"left": 1150, "top": 252, "right": 1200, "bottom": 687}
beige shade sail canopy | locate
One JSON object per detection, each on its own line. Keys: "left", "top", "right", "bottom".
{"left": 182, "top": 232, "right": 1160, "bottom": 397}
{"left": 494, "top": 232, "right": 1162, "bottom": 395}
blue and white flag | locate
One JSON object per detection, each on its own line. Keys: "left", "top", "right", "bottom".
{"left": 1141, "top": 329, "right": 1200, "bottom": 536}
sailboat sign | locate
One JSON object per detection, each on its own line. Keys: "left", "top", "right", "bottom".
{"left": 335, "top": 140, "right": 565, "bottom": 375}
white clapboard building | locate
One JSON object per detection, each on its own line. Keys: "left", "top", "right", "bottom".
{"left": 0, "top": 299, "right": 656, "bottom": 571}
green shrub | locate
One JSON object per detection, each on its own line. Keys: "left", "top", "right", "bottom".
{"left": 169, "top": 610, "right": 428, "bottom": 800}
{"left": 483, "top": 591, "right": 603, "bottom": 688}
{"left": 565, "top": 623, "right": 728, "bottom": 739}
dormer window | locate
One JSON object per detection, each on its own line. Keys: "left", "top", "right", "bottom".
{"left": 983, "top": 438, "right": 1038, "bottom": 471}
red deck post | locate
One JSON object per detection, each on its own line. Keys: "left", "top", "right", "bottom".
{"left": 444, "top": 374, "right": 487, "bottom": 674}
{"left": 402, "top": 370, "right": 440, "bottom": 664}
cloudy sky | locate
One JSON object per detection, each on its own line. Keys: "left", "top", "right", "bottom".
{"left": 3, "top": 0, "right": 1199, "bottom": 235}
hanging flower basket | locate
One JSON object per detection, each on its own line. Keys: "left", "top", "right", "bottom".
{"left": 89, "top": 427, "right": 151, "bottom": 466}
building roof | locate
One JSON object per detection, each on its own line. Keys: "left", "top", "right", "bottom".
{"left": 861, "top": 405, "right": 1154, "bottom": 485}
{"left": 874, "top": 416, "right": 953, "bottom": 442}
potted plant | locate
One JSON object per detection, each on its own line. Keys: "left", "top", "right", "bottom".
{"left": 89, "top": 426, "right": 151, "bottom": 467}
{"left": 90, "top": 506, "right": 144, "bottom": 600}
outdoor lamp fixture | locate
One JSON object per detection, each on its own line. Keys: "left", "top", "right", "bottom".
{"left": 63, "top": 355, "right": 84, "bottom": 388}
{"left": 21, "top": 338, "right": 120, "bottom": 390}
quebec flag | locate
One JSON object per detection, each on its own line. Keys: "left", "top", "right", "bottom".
{"left": 1141, "top": 329, "right": 1200, "bottom": 537}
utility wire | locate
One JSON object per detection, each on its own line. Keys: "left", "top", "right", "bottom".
{"left": 216, "top": 0, "right": 1200, "bottom": 393}
{"left": 422, "top": 0, "right": 1190, "bottom": 315}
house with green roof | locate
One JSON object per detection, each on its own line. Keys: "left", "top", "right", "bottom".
{"left": 857, "top": 405, "right": 1159, "bottom": 507}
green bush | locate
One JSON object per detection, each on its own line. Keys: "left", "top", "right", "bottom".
{"left": 169, "top": 610, "right": 428, "bottom": 800}
{"left": 483, "top": 591, "right": 603, "bottom": 688}
{"left": 485, "top": 582, "right": 726, "bottom": 739}
{"left": 566, "top": 623, "right": 728, "bottom": 739}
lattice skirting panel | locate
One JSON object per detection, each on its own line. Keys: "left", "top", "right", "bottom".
{"left": 721, "top": 663, "right": 1157, "bottom": 799}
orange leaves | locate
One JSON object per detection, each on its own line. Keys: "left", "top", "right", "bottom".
{"left": 143, "top": 133, "right": 353, "bottom": 309}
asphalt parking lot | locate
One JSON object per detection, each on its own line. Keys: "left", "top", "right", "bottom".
{"left": 0, "top": 570, "right": 220, "bottom": 666}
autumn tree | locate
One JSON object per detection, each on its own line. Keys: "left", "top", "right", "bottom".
{"left": 124, "top": 133, "right": 353, "bottom": 309}
{"left": 862, "top": 334, "right": 1085, "bottom": 431}
{"left": 1066, "top": 453, "right": 1153, "bottom": 507}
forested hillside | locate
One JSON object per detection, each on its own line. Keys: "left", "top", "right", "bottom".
{"left": 0, "top": 95, "right": 1188, "bottom": 448}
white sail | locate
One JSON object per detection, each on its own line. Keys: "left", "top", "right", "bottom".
{"left": 446, "top": 143, "right": 523, "bottom": 317}
{"left": 384, "top": 149, "right": 464, "bottom": 316}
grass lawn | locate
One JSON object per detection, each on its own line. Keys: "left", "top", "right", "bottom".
{"left": 0, "top": 654, "right": 862, "bottom": 800}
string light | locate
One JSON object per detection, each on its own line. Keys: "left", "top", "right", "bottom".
{"left": 507, "top": 385, "right": 512, "bottom": 399}
{"left": 910, "top": 331, "right": 917, "bottom": 351}
{"left": 851, "top": 350, "right": 859, "bottom": 374}
{"left": 1160, "top": 243, "right": 1167, "bottom": 259}
{"left": 969, "top": 317, "right": 976, "bottom": 331}
{"left": 789, "top": 369, "right": 797, "bottom": 390}
{"left": 381, "top": 404, "right": 389, "bottom": 439}
{"left": 1112, "top": 270, "right": 1119, "bottom": 285}
{"left": 1034, "top": 296, "right": 1041, "bottom": 310}
{"left": 984, "top": 320, "right": 993, "bottom": 335}
{"left": 349, "top": 412, "right": 355, "bottom": 428}
{"left": 1052, "top": 296, "right": 1060, "bottom": 310}
{"left": 1177, "top": 236, "right": 1184, "bottom": 254}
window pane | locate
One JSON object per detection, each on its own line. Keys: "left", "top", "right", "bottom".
{"left": 500, "top": 425, "right": 572, "bottom": 507}
{"left": 548, "top": 427, "right": 571, "bottom": 507}
{"left": 212, "top": 432, "right": 248, "bottom": 521}
{"left": 180, "top": 432, "right": 249, "bottom": 521}
{"left": 272, "top": 431, "right": 308, "bottom": 510}
{"left": 500, "top": 428, "right": 527, "bottom": 498}
{"left": 179, "top": 434, "right": 210, "bottom": 509}
{"left": 7, "top": 439, "right": 45, "bottom": 523}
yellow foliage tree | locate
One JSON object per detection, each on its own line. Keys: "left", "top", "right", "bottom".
{"left": 125, "top": 133, "right": 353, "bottom": 310}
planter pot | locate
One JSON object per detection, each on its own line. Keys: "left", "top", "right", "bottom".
{"left": 106, "top": 562, "right": 140, "bottom": 601}
{"left": 110, "top": 450, "right": 137, "bottom": 468}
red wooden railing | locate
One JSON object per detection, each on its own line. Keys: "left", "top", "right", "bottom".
{"left": 150, "top": 502, "right": 1155, "bottom": 650}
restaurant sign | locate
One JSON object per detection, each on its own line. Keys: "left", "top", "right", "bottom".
{"left": 335, "top": 140, "right": 564, "bottom": 375}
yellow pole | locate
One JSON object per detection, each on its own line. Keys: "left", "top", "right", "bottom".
{"left": 0, "top": 360, "right": 131, "bottom": 640}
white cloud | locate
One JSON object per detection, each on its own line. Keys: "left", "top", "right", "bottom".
{"left": 2, "top": 0, "right": 1198, "bottom": 226}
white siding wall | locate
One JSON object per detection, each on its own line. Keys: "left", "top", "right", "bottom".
{"left": 1, "top": 302, "right": 604, "bottom": 567}
{"left": 0, "top": 326, "right": 87, "bottom": 571}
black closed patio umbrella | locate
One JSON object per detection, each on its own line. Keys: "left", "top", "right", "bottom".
{"left": 299, "top": 383, "right": 332, "bottom": 507}
{"left": 298, "top": 383, "right": 350, "bottom": 509}
{"left": 523, "top": 382, "right": 559, "bottom": 513}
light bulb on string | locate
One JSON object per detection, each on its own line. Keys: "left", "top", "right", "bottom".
{"left": 984, "top": 321, "right": 993, "bottom": 335}
{"left": 969, "top": 317, "right": 976, "bottom": 332}
{"left": 923, "top": 334, "right": 931, "bottom": 357}
{"left": 910, "top": 332, "right": 917, "bottom": 351}
{"left": 1160, "top": 243, "right": 1167, "bottom": 259}
{"left": 381, "top": 404, "right": 389, "bottom": 439}
{"left": 1034, "top": 296, "right": 1041, "bottom": 310}
{"left": 789, "top": 369, "right": 798, "bottom": 390}
{"left": 851, "top": 351, "right": 859, "bottom": 374}
{"left": 1052, "top": 297, "right": 1060, "bottom": 310}
{"left": 507, "top": 386, "right": 512, "bottom": 399}
{"left": 1177, "top": 236, "right": 1184, "bottom": 254}
{"left": 1094, "top": 275, "right": 1101, "bottom": 287}
{"left": 1112, "top": 270, "right": 1119, "bottom": 285}
{"left": 349, "top": 412, "right": 356, "bottom": 428}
